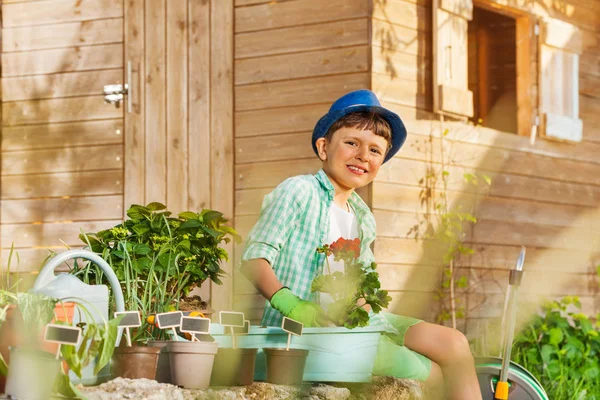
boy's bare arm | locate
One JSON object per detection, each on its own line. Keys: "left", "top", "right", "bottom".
{"left": 240, "top": 258, "right": 284, "bottom": 300}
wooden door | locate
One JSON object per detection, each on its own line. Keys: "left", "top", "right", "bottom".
{"left": 1, "top": 0, "right": 125, "bottom": 283}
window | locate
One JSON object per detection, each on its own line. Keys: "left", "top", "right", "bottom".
{"left": 433, "top": 0, "right": 583, "bottom": 142}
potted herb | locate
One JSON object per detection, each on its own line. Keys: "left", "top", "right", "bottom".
{"left": 76, "top": 202, "right": 240, "bottom": 382}
{"left": 312, "top": 238, "right": 391, "bottom": 328}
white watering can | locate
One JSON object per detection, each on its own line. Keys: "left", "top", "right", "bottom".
{"left": 31, "top": 249, "right": 125, "bottom": 385}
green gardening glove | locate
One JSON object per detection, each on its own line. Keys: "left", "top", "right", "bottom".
{"left": 270, "top": 288, "right": 331, "bottom": 327}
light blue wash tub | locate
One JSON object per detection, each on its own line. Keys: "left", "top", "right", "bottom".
{"left": 210, "top": 324, "right": 386, "bottom": 382}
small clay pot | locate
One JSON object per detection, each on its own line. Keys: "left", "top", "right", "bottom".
{"left": 147, "top": 340, "right": 171, "bottom": 383}
{"left": 264, "top": 348, "right": 308, "bottom": 385}
{"left": 210, "top": 347, "right": 257, "bottom": 386}
{"left": 5, "top": 348, "right": 61, "bottom": 400}
{"left": 111, "top": 346, "right": 161, "bottom": 379}
{"left": 168, "top": 341, "right": 218, "bottom": 389}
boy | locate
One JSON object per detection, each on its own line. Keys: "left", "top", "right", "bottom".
{"left": 240, "top": 90, "right": 482, "bottom": 399}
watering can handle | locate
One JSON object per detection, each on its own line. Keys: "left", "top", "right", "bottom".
{"left": 32, "top": 249, "right": 125, "bottom": 313}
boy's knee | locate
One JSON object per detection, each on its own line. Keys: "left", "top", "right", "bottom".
{"left": 443, "top": 329, "right": 474, "bottom": 365}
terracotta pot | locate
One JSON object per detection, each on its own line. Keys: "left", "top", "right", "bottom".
{"left": 147, "top": 340, "right": 171, "bottom": 383}
{"left": 264, "top": 348, "right": 308, "bottom": 385}
{"left": 5, "top": 348, "right": 61, "bottom": 400}
{"left": 168, "top": 341, "right": 218, "bottom": 389}
{"left": 111, "top": 346, "right": 161, "bottom": 379}
{"left": 210, "top": 347, "right": 257, "bottom": 386}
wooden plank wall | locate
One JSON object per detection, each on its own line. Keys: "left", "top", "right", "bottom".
{"left": 1, "top": 0, "right": 125, "bottom": 280}
{"left": 123, "top": 0, "right": 234, "bottom": 314}
{"left": 371, "top": 0, "right": 600, "bottom": 335}
{"left": 233, "top": 0, "right": 371, "bottom": 323}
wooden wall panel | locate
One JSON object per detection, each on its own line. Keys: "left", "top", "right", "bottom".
{"left": 0, "top": 0, "right": 126, "bottom": 283}
{"left": 370, "top": 0, "right": 600, "bottom": 333}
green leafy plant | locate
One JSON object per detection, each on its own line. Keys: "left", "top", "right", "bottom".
{"left": 312, "top": 238, "right": 391, "bottom": 329}
{"left": 511, "top": 296, "right": 600, "bottom": 400}
{"left": 73, "top": 202, "right": 240, "bottom": 342}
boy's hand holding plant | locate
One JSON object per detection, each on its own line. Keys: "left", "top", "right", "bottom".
{"left": 312, "top": 238, "right": 391, "bottom": 329}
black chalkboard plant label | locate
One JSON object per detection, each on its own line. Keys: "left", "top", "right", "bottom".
{"left": 281, "top": 317, "right": 303, "bottom": 351}
{"left": 219, "top": 311, "right": 245, "bottom": 349}
{"left": 180, "top": 316, "right": 211, "bottom": 342}
{"left": 114, "top": 311, "right": 142, "bottom": 347}
{"left": 44, "top": 323, "right": 82, "bottom": 359}
{"left": 156, "top": 311, "right": 183, "bottom": 341}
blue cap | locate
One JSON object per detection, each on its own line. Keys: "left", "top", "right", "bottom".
{"left": 312, "top": 89, "right": 407, "bottom": 163}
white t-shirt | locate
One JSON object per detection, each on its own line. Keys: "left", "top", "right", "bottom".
{"left": 320, "top": 202, "right": 359, "bottom": 311}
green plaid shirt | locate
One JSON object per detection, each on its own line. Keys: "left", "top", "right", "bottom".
{"left": 242, "top": 169, "right": 391, "bottom": 329}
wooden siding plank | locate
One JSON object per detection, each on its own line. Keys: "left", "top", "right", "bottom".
{"left": 371, "top": 46, "right": 430, "bottom": 83}
{"left": 1, "top": 195, "right": 123, "bottom": 224}
{"left": 372, "top": 0, "right": 431, "bottom": 32}
{"left": 236, "top": 18, "right": 368, "bottom": 59}
{"left": 2, "top": 220, "right": 120, "bottom": 248}
{"left": 1, "top": 170, "right": 123, "bottom": 199}
{"left": 372, "top": 73, "right": 431, "bottom": 110}
{"left": 378, "top": 264, "right": 442, "bottom": 292}
{"left": 1, "top": 44, "right": 123, "bottom": 77}
{"left": 187, "top": 0, "right": 211, "bottom": 211}
{"left": 236, "top": 104, "right": 327, "bottom": 137}
{"left": 235, "top": 188, "right": 270, "bottom": 216}
{"left": 457, "top": 267, "right": 596, "bottom": 296}
{"left": 2, "top": 96, "right": 122, "bottom": 125}
{"left": 235, "top": 0, "right": 369, "bottom": 33}
{"left": 236, "top": 131, "right": 313, "bottom": 163}
{"left": 124, "top": 0, "right": 145, "bottom": 209}
{"left": 144, "top": 0, "right": 167, "bottom": 204}
{"left": 0, "top": 247, "right": 62, "bottom": 272}
{"left": 166, "top": 0, "right": 188, "bottom": 214}
{"left": 2, "top": 18, "right": 123, "bottom": 52}
{"left": 377, "top": 157, "right": 600, "bottom": 207}
{"left": 372, "top": 21, "right": 430, "bottom": 57}
{"left": 374, "top": 238, "right": 596, "bottom": 273}
{"left": 236, "top": 72, "right": 370, "bottom": 111}
{"left": 2, "top": 69, "right": 122, "bottom": 101}
{"left": 2, "top": 119, "right": 123, "bottom": 151}
{"left": 236, "top": 159, "right": 321, "bottom": 189}
{"left": 372, "top": 183, "right": 591, "bottom": 228}
{"left": 2, "top": 0, "right": 123, "bottom": 27}
{"left": 210, "top": 0, "right": 235, "bottom": 313}
{"left": 3, "top": 144, "right": 123, "bottom": 175}
{"left": 235, "top": 45, "right": 369, "bottom": 85}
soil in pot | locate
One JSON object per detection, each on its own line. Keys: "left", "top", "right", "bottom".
{"left": 111, "top": 346, "right": 161, "bottom": 380}
{"left": 210, "top": 347, "right": 257, "bottom": 386}
{"left": 264, "top": 348, "right": 309, "bottom": 385}
{"left": 168, "top": 341, "right": 218, "bottom": 390}
{"left": 147, "top": 340, "right": 171, "bottom": 383}
{"left": 5, "top": 348, "right": 61, "bottom": 400}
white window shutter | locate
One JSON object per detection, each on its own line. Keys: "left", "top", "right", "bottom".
{"left": 433, "top": 0, "right": 474, "bottom": 117}
{"left": 539, "top": 17, "right": 583, "bottom": 142}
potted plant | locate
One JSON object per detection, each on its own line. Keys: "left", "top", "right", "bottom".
{"left": 0, "top": 292, "right": 120, "bottom": 399}
{"left": 312, "top": 238, "right": 391, "bottom": 328}
{"left": 75, "top": 202, "right": 240, "bottom": 382}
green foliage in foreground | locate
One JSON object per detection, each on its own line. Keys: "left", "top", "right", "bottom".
{"left": 512, "top": 296, "right": 600, "bottom": 400}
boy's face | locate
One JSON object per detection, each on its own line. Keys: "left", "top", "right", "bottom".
{"left": 315, "top": 126, "right": 388, "bottom": 192}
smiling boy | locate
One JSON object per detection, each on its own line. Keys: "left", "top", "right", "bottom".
{"left": 240, "top": 90, "right": 482, "bottom": 399}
